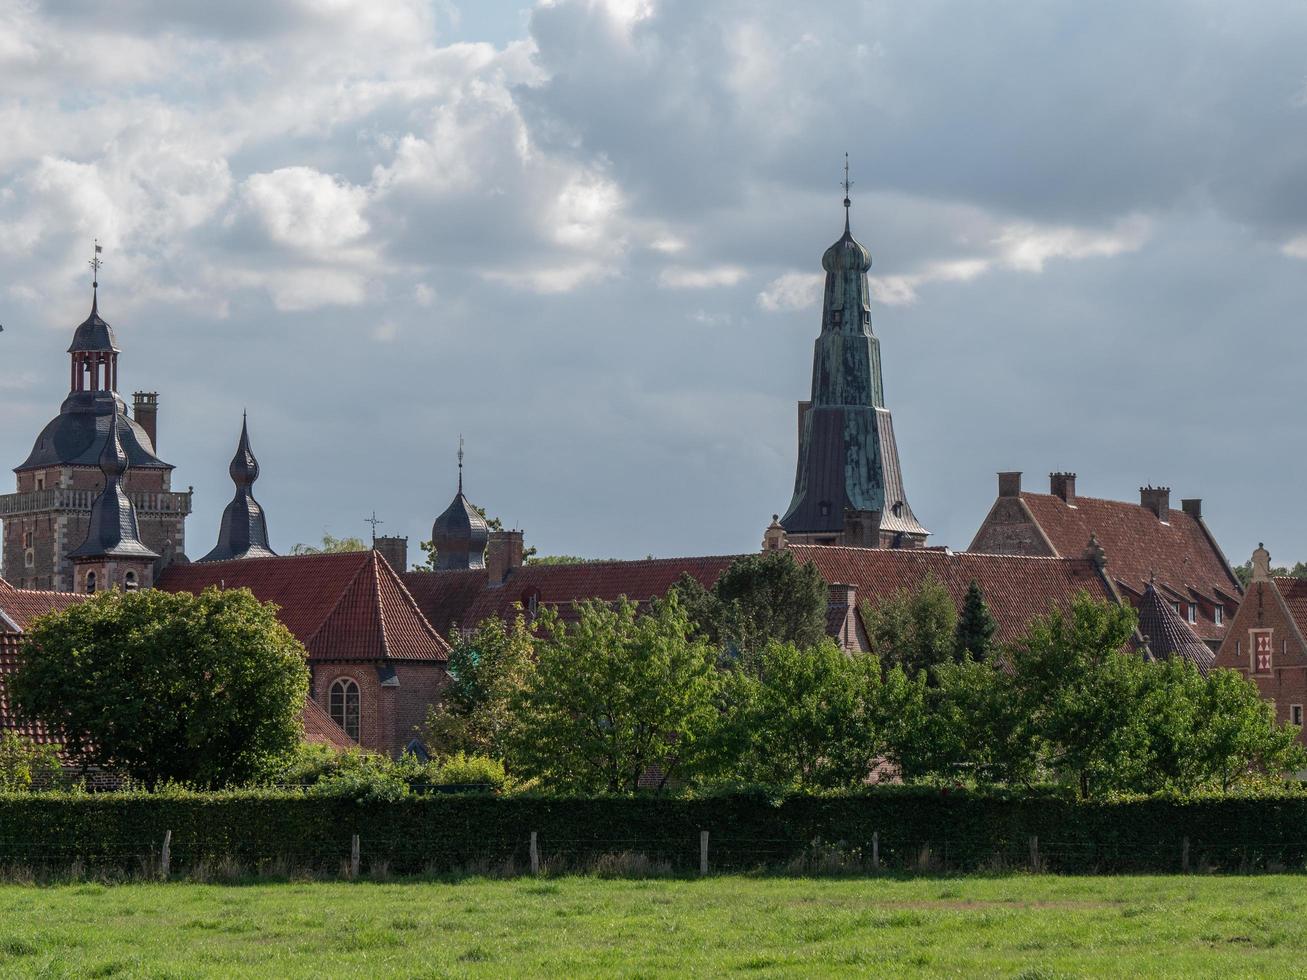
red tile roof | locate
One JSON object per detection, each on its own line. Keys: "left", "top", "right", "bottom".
{"left": 402, "top": 568, "right": 491, "bottom": 637}
{"left": 0, "top": 586, "right": 87, "bottom": 632}
{"left": 0, "top": 634, "right": 59, "bottom": 749}
{"left": 158, "top": 551, "right": 449, "bottom": 662}
{"left": 301, "top": 696, "right": 356, "bottom": 750}
{"left": 1272, "top": 577, "right": 1307, "bottom": 639}
{"left": 789, "top": 545, "right": 1115, "bottom": 645}
{"left": 1016, "top": 492, "right": 1240, "bottom": 639}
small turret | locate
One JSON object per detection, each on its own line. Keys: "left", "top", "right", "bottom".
{"left": 201, "top": 414, "right": 276, "bottom": 562}
{"left": 430, "top": 442, "right": 489, "bottom": 571}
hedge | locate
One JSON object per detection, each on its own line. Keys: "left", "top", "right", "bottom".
{"left": 2, "top": 788, "right": 1307, "bottom": 875}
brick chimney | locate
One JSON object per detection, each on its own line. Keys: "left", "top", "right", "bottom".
{"left": 486, "top": 529, "right": 525, "bottom": 584}
{"left": 998, "top": 471, "right": 1022, "bottom": 498}
{"left": 1140, "top": 486, "right": 1170, "bottom": 523}
{"left": 132, "top": 392, "right": 158, "bottom": 450}
{"left": 373, "top": 535, "right": 408, "bottom": 572}
{"left": 1181, "top": 498, "right": 1202, "bottom": 519}
{"left": 1049, "top": 472, "right": 1077, "bottom": 506}
{"left": 827, "top": 583, "right": 858, "bottom": 650}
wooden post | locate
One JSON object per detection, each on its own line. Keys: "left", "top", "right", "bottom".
{"left": 1029, "top": 835, "right": 1039, "bottom": 873}
{"left": 699, "top": 830, "right": 709, "bottom": 876}
{"left": 872, "top": 832, "right": 880, "bottom": 871}
{"left": 350, "top": 834, "right": 360, "bottom": 880}
{"left": 160, "top": 830, "right": 171, "bottom": 880}
{"left": 1182, "top": 836, "right": 1190, "bottom": 874}
{"left": 530, "top": 831, "right": 540, "bottom": 875}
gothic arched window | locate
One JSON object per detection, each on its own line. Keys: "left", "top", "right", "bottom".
{"left": 329, "top": 678, "right": 361, "bottom": 742}
{"left": 85, "top": 571, "right": 97, "bottom": 594}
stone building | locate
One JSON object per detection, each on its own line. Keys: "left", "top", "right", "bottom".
{"left": 969, "top": 471, "right": 1241, "bottom": 649}
{"left": 0, "top": 292, "right": 190, "bottom": 589}
{"left": 776, "top": 187, "right": 928, "bottom": 549}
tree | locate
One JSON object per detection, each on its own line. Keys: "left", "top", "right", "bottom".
{"left": 716, "top": 642, "right": 894, "bottom": 790}
{"left": 862, "top": 574, "right": 958, "bottom": 682}
{"left": 424, "top": 612, "right": 538, "bottom": 759}
{"left": 673, "top": 550, "right": 828, "bottom": 668}
{"left": 291, "top": 533, "right": 367, "bottom": 555}
{"left": 508, "top": 596, "right": 720, "bottom": 793}
{"left": 1183, "top": 667, "right": 1306, "bottom": 791}
{"left": 13, "top": 588, "right": 309, "bottom": 788}
{"left": 954, "top": 580, "right": 997, "bottom": 662}
{"left": 1232, "top": 559, "right": 1307, "bottom": 588}
{"left": 0, "top": 732, "right": 62, "bottom": 792}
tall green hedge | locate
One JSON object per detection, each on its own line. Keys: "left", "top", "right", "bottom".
{"left": 1, "top": 788, "right": 1306, "bottom": 875}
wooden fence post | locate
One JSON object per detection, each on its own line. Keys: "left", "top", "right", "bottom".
{"left": 1029, "top": 835, "right": 1039, "bottom": 873}
{"left": 160, "top": 830, "right": 171, "bottom": 880}
{"left": 1182, "top": 836, "right": 1190, "bottom": 874}
{"left": 699, "top": 830, "right": 709, "bottom": 876}
{"left": 530, "top": 831, "right": 540, "bottom": 875}
{"left": 350, "top": 834, "right": 360, "bottom": 880}
{"left": 872, "top": 832, "right": 880, "bottom": 871}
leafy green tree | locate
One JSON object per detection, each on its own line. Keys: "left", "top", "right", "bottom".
{"left": 0, "top": 732, "right": 62, "bottom": 792}
{"left": 290, "top": 533, "right": 367, "bottom": 555}
{"left": 716, "top": 642, "right": 893, "bottom": 790}
{"left": 13, "top": 588, "right": 309, "bottom": 789}
{"left": 1232, "top": 559, "right": 1307, "bottom": 588}
{"left": 508, "top": 596, "right": 720, "bottom": 793}
{"left": 862, "top": 574, "right": 959, "bottom": 682}
{"left": 673, "top": 550, "right": 828, "bottom": 668}
{"left": 424, "top": 612, "right": 538, "bottom": 759}
{"left": 954, "top": 580, "right": 997, "bottom": 662}
{"left": 1184, "top": 667, "right": 1306, "bottom": 791}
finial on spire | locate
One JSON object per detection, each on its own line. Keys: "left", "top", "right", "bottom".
{"left": 457, "top": 435, "right": 465, "bottom": 493}
{"left": 89, "top": 239, "right": 103, "bottom": 297}
{"left": 365, "top": 511, "right": 385, "bottom": 545}
{"left": 842, "top": 153, "right": 853, "bottom": 230}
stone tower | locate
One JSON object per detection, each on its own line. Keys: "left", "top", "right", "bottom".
{"left": 68, "top": 410, "right": 160, "bottom": 593}
{"left": 779, "top": 179, "right": 928, "bottom": 549}
{"left": 200, "top": 414, "right": 276, "bottom": 562}
{"left": 0, "top": 289, "right": 190, "bottom": 589}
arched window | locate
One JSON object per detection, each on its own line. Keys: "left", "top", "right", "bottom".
{"left": 85, "top": 571, "right": 97, "bottom": 594}
{"left": 124, "top": 571, "right": 138, "bottom": 591}
{"left": 329, "top": 678, "right": 360, "bottom": 741}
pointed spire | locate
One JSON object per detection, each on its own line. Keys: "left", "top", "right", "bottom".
{"left": 99, "top": 409, "right": 128, "bottom": 481}
{"left": 457, "top": 435, "right": 465, "bottom": 494}
{"left": 68, "top": 410, "right": 158, "bottom": 562}
{"left": 842, "top": 152, "right": 852, "bottom": 233}
{"left": 229, "top": 410, "right": 260, "bottom": 489}
{"left": 201, "top": 414, "right": 276, "bottom": 562}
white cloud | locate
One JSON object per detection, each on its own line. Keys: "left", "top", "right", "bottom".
{"left": 414, "top": 283, "right": 436, "bottom": 306}
{"left": 1282, "top": 236, "right": 1307, "bottom": 259}
{"left": 659, "top": 265, "right": 747, "bottom": 289}
{"left": 242, "top": 167, "right": 370, "bottom": 251}
{"left": 994, "top": 217, "right": 1152, "bottom": 273}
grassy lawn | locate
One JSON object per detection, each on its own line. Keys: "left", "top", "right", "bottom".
{"left": 0, "top": 874, "right": 1303, "bottom": 977}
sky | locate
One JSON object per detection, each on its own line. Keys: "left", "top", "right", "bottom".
{"left": 1, "top": 0, "right": 1306, "bottom": 568}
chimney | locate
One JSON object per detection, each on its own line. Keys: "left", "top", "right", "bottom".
{"left": 827, "top": 583, "right": 857, "bottom": 649}
{"left": 1140, "top": 485, "right": 1170, "bottom": 523}
{"left": 1181, "top": 498, "right": 1202, "bottom": 519}
{"left": 132, "top": 392, "right": 158, "bottom": 450}
{"left": 1049, "top": 472, "right": 1077, "bottom": 506}
{"left": 373, "top": 535, "right": 408, "bottom": 573}
{"left": 998, "top": 471, "right": 1022, "bottom": 498}
{"left": 486, "top": 529, "right": 525, "bottom": 584}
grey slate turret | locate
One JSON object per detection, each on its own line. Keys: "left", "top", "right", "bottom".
{"left": 431, "top": 456, "right": 489, "bottom": 571}
{"left": 201, "top": 415, "right": 276, "bottom": 562}
{"left": 67, "top": 411, "right": 159, "bottom": 562}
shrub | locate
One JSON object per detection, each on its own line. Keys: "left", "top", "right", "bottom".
{"left": 436, "top": 753, "right": 507, "bottom": 790}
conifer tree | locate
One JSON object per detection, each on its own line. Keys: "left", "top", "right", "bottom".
{"left": 955, "top": 579, "right": 997, "bottom": 662}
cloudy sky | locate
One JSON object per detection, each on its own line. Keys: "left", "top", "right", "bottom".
{"left": 1, "top": 0, "right": 1305, "bottom": 566}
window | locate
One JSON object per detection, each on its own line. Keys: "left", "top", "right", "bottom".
{"left": 1187, "top": 603, "right": 1197, "bottom": 624}
{"left": 34, "top": 476, "right": 43, "bottom": 491}
{"left": 85, "top": 571, "right": 97, "bottom": 594}
{"left": 22, "top": 531, "right": 32, "bottom": 549}
{"left": 1254, "top": 632, "right": 1273, "bottom": 673}
{"left": 123, "top": 571, "right": 138, "bottom": 591}
{"left": 1292, "top": 705, "right": 1303, "bottom": 727}
{"left": 1214, "top": 606, "right": 1223, "bottom": 626}
{"left": 329, "top": 678, "right": 360, "bottom": 742}
{"left": 818, "top": 501, "right": 831, "bottom": 517}
{"left": 24, "top": 549, "right": 34, "bottom": 569}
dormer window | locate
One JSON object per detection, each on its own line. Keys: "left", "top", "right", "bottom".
{"left": 1214, "top": 607, "right": 1224, "bottom": 626}
{"left": 1187, "top": 603, "right": 1197, "bottom": 624}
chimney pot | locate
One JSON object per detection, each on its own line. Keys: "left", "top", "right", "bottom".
{"left": 998, "top": 471, "right": 1022, "bottom": 498}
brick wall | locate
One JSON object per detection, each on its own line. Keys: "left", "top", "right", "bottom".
{"left": 969, "top": 497, "right": 1053, "bottom": 555}
{"left": 311, "top": 661, "right": 449, "bottom": 757}
{"left": 1214, "top": 580, "right": 1307, "bottom": 741}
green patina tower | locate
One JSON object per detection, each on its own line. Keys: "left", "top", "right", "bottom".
{"left": 776, "top": 174, "right": 928, "bottom": 549}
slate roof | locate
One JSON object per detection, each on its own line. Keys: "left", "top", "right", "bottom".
{"left": 67, "top": 296, "right": 118, "bottom": 353}
{"left": 158, "top": 550, "right": 449, "bottom": 662}
{"left": 201, "top": 416, "right": 276, "bottom": 562}
{"left": 788, "top": 545, "right": 1114, "bottom": 645}
{"left": 1137, "top": 580, "right": 1215, "bottom": 675}
{"left": 67, "top": 411, "right": 158, "bottom": 561}
{"left": 19, "top": 398, "right": 170, "bottom": 472}
{"left": 1016, "top": 492, "right": 1240, "bottom": 639}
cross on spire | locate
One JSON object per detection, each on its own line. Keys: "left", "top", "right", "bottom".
{"left": 365, "top": 511, "right": 385, "bottom": 544}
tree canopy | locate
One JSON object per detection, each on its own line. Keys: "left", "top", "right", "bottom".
{"left": 13, "top": 587, "right": 309, "bottom": 788}
{"left": 290, "top": 533, "right": 367, "bottom": 555}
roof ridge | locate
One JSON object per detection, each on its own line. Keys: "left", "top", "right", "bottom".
{"left": 375, "top": 552, "right": 449, "bottom": 653}
{"left": 371, "top": 552, "right": 390, "bottom": 660}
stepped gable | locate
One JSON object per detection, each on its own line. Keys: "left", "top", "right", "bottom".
{"left": 157, "top": 550, "right": 449, "bottom": 662}
{"left": 301, "top": 696, "right": 356, "bottom": 750}
{"left": 462, "top": 555, "right": 739, "bottom": 627}
{"left": 0, "top": 585, "right": 85, "bottom": 632}
{"left": 401, "top": 568, "right": 489, "bottom": 637}
{"left": 1137, "top": 580, "right": 1216, "bottom": 675}
{"left": 788, "top": 545, "right": 1114, "bottom": 646}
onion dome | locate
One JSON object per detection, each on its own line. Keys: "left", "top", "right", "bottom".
{"left": 67, "top": 411, "right": 159, "bottom": 561}
{"left": 431, "top": 451, "right": 489, "bottom": 571}
{"left": 201, "top": 415, "right": 276, "bottom": 562}
{"left": 67, "top": 294, "right": 119, "bottom": 353}
{"left": 1137, "top": 578, "right": 1215, "bottom": 676}
{"left": 821, "top": 212, "right": 872, "bottom": 275}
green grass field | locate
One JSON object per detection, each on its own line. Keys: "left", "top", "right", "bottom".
{"left": 0, "top": 874, "right": 1303, "bottom": 977}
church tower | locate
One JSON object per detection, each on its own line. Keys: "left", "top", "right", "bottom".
{"left": 200, "top": 415, "right": 276, "bottom": 562}
{"left": 430, "top": 444, "right": 489, "bottom": 571}
{"left": 0, "top": 270, "right": 190, "bottom": 589}
{"left": 779, "top": 168, "right": 928, "bottom": 548}
{"left": 68, "top": 411, "right": 160, "bottom": 592}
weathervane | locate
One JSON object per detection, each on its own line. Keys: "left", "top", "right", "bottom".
{"left": 842, "top": 152, "right": 853, "bottom": 214}
{"left": 457, "top": 435, "right": 465, "bottom": 493}
{"left": 89, "top": 239, "right": 103, "bottom": 293}
{"left": 364, "top": 511, "right": 385, "bottom": 544}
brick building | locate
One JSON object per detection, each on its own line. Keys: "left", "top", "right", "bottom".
{"left": 969, "top": 471, "right": 1241, "bottom": 649}
{"left": 1214, "top": 545, "right": 1307, "bottom": 740}
{"left": 0, "top": 292, "right": 190, "bottom": 590}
